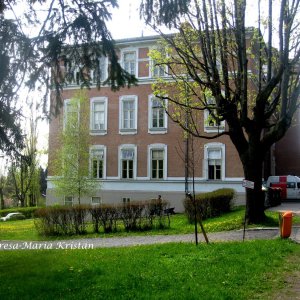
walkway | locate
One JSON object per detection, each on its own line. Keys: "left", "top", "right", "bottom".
{"left": 1, "top": 227, "right": 299, "bottom": 251}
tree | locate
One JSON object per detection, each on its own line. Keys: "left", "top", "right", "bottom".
{"left": 141, "top": 0, "right": 300, "bottom": 223}
{"left": 53, "top": 91, "right": 96, "bottom": 205}
{"left": 9, "top": 115, "right": 41, "bottom": 206}
{"left": 0, "top": 0, "right": 137, "bottom": 154}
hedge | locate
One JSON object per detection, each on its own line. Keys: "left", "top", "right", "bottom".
{"left": 0, "top": 207, "right": 40, "bottom": 219}
{"left": 184, "top": 188, "right": 235, "bottom": 223}
{"left": 35, "top": 199, "right": 171, "bottom": 236}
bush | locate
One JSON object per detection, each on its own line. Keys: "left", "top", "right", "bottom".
{"left": 35, "top": 199, "right": 172, "bottom": 236}
{"left": 184, "top": 188, "right": 235, "bottom": 223}
{"left": 0, "top": 207, "right": 40, "bottom": 219}
{"left": 35, "top": 206, "right": 89, "bottom": 236}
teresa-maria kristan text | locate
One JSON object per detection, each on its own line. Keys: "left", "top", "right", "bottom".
{"left": 0, "top": 241, "right": 94, "bottom": 250}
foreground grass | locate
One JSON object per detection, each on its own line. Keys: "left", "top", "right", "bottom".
{"left": 0, "top": 207, "right": 299, "bottom": 241}
{"left": 0, "top": 240, "right": 299, "bottom": 299}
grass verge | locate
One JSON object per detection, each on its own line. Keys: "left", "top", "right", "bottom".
{"left": 0, "top": 240, "right": 299, "bottom": 299}
{"left": 0, "top": 206, "right": 299, "bottom": 241}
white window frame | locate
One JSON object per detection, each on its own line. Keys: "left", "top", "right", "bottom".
{"left": 119, "top": 95, "right": 138, "bottom": 134}
{"left": 63, "top": 99, "right": 80, "bottom": 130}
{"left": 90, "top": 97, "right": 108, "bottom": 135}
{"left": 148, "top": 144, "right": 167, "bottom": 180}
{"left": 203, "top": 143, "right": 225, "bottom": 180}
{"left": 90, "top": 145, "right": 107, "bottom": 179}
{"left": 148, "top": 95, "right": 168, "bottom": 134}
{"left": 204, "top": 96, "right": 225, "bottom": 133}
{"left": 91, "top": 196, "right": 102, "bottom": 205}
{"left": 64, "top": 196, "right": 73, "bottom": 206}
{"left": 118, "top": 144, "right": 137, "bottom": 180}
{"left": 121, "top": 48, "right": 138, "bottom": 76}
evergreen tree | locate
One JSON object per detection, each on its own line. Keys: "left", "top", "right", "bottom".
{"left": 0, "top": 0, "right": 137, "bottom": 154}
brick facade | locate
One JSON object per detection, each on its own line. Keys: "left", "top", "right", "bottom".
{"left": 47, "top": 36, "right": 245, "bottom": 211}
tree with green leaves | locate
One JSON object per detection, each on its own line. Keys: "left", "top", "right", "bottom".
{"left": 141, "top": 0, "right": 300, "bottom": 223}
{"left": 0, "top": 0, "right": 137, "bottom": 154}
{"left": 53, "top": 91, "right": 96, "bottom": 205}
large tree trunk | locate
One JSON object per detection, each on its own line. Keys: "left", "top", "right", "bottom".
{"left": 242, "top": 149, "right": 266, "bottom": 223}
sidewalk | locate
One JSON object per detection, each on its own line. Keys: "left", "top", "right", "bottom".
{"left": 1, "top": 227, "right": 299, "bottom": 251}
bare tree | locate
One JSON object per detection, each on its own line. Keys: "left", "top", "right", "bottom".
{"left": 141, "top": 0, "right": 300, "bottom": 223}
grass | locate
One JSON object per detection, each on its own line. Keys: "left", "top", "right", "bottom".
{"left": 0, "top": 206, "right": 299, "bottom": 241}
{"left": 0, "top": 240, "right": 299, "bottom": 299}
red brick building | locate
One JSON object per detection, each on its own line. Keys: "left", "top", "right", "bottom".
{"left": 46, "top": 35, "right": 246, "bottom": 211}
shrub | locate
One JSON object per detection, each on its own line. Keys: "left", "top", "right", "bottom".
{"left": 0, "top": 207, "right": 40, "bottom": 219}
{"left": 184, "top": 188, "right": 235, "bottom": 223}
{"left": 119, "top": 202, "right": 144, "bottom": 231}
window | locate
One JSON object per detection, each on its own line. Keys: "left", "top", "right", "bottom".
{"left": 204, "top": 143, "right": 225, "bottom": 180}
{"left": 91, "top": 197, "right": 102, "bottom": 205}
{"left": 64, "top": 99, "right": 79, "bottom": 129}
{"left": 90, "top": 97, "right": 107, "bottom": 134}
{"left": 297, "top": 183, "right": 300, "bottom": 189}
{"left": 119, "top": 96, "right": 138, "bottom": 134}
{"left": 119, "top": 145, "right": 136, "bottom": 179}
{"left": 121, "top": 149, "right": 134, "bottom": 179}
{"left": 208, "top": 149, "right": 222, "bottom": 180}
{"left": 151, "top": 150, "right": 164, "bottom": 179}
{"left": 148, "top": 96, "right": 167, "bottom": 133}
{"left": 204, "top": 97, "right": 225, "bottom": 133}
{"left": 90, "top": 147, "right": 106, "bottom": 179}
{"left": 64, "top": 196, "right": 73, "bottom": 206}
{"left": 122, "top": 197, "right": 131, "bottom": 203}
{"left": 152, "top": 60, "right": 166, "bottom": 78}
{"left": 123, "top": 51, "right": 136, "bottom": 76}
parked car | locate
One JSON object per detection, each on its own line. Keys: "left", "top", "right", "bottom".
{"left": 0, "top": 212, "right": 25, "bottom": 221}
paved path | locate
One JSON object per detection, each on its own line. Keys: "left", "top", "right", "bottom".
{"left": 1, "top": 227, "right": 299, "bottom": 251}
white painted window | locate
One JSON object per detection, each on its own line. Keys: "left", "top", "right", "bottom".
{"left": 119, "top": 145, "right": 137, "bottom": 179}
{"left": 152, "top": 59, "right": 166, "bottom": 78}
{"left": 148, "top": 95, "right": 167, "bottom": 133}
{"left": 64, "top": 99, "right": 79, "bottom": 130}
{"left": 90, "top": 97, "right": 107, "bottom": 135}
{"left": 91, "top": 196, "right": 102, "bottom": 205}
{"left": 64, "top": 196, "right": 73, "bottom": 206}
{"left": 90, "top": 146, "right": 106, "bottom": 179}
{"left": 148, "top": 144, "right": 167, "bottom": 180}
{"left": 204, "top": 96, "right": 225, "bottom": 133}
{"left": 122, "top": 50, "right": 137, "bottom": 76}
{"left": 204, "top": 143, "right": 225, "bottom": 180}
{"left": 119, "top": 96, "right": 138, "bottom": 134}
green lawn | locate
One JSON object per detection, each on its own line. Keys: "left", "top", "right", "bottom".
{"left": 0, "top": 207, "right": 298, "bottom": 241}
{"left": 0, "top": 240, "right": 299, "bottom": 299}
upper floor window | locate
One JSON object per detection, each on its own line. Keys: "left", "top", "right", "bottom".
{"left": 148, "top": 96, "right": 167, "bottom": 134}
{"left": 148, "top": 144, "right": 167, "bottom": 180}
{"left": 122, "top": 50, "right": 137, "bottom": 76}
{"left": 204, "top": 143, "right": 225, "bottom": 180}
{"left": 90, "top": 146, "right": 106, "bottom": 179}
{"left": 90, "top": 97, "right": 107, "bottom": 135}
{"left": 119, "top": 96, "right": 138, "bottom": 134}
{"left": 91, "top": 56, "right": 108, "bottom": 84}
{"left": 204, "top": 97, "right": 225, "bottom": 133}
{"left": 152, "top": 59, "right": 166, "bottom": 78}
{"left": 64, "top": 99, "right": 79, "bottom": 130}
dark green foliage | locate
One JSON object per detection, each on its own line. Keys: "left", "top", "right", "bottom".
{"left": 184, "top": 188, "right": 235, "bottom": 223}
{"left": 0, "top": 0, "right": 137, "bottom": 154}
{"left": 0, "top": 206, "right": 40, "bottom": 219}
